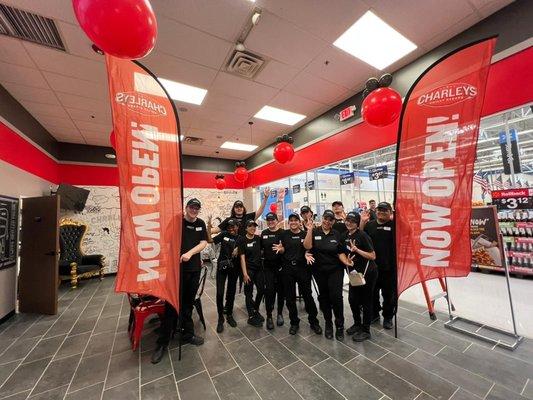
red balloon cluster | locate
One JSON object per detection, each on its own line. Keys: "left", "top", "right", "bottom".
{"left": 273, "top": 135, "right": 295, "bottom": 164}
{"left": 215, "top": 174, "right": 226, "bottom": 190}
{"left": 361, "top": 74, "right": 402, "bottom": 127}
{"left": 109, "top": 130, "right": 116, "bottom": 150}
{"left": 234, "top": 162, "right": 249, "bottom": 183}
{"left": 269, "top": 203, "right": 277, "bottom": 213}
{"left": 72, "top": 0, "right": 157, "bottom": 59}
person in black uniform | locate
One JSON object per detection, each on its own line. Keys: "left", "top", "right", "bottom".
{"left": 260, "top": 212, "right": 285, "bottom": 330}
{"left": 277, "top": 213, "right": 322, "bottom": 335}
{"left": 368, "top": 200, "right": 377, "bottom": 221}
{"left": 361, "top": 201, "right": 396, "bottom": 330}
{"left": 206, "top": 218, "right": 240, "bottom": 333}
{"left": 300, "top": 205, "right": 314, "bottom": 228}
{"left": 151, "top": 198, "right": 208, "bottom": 364}
{"left": 238, "top": 220, "right": 265, "bottom": 327}
{"left": 303, "top": 210, "right": 353, "bottom": 340}
{"left": 342, "top": 212, "right": 377, "bottom": 342}
{"left": 331, "top": 201, "right": 347, "bottom": 235}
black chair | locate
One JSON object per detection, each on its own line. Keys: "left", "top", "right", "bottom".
{"left": 59, "top": 218, "right": 105, "bottom": 289}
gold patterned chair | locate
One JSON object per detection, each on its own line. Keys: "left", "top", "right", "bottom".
{"left": 59, "top": 218, "right": 105, "bottom": 288}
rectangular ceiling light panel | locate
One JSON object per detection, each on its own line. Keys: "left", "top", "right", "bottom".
{"left": 333, "top": 11, "right": 417, "bottom": 70}
{"left": 158, "top": 78, "right": 207, "bottom": 105}
{"left": 221, "top": 141, "right": 258, "bottom": 151}
{"left": 254, "top": 106, "right": 306, "bottom": 125}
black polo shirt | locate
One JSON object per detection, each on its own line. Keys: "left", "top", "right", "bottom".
{"left": 310, "top": 227, "right": 343, "bottom": 271}
{"left": 342, "top": 230, "right": 374, "bottom": 273}
{"left": 280, "top": 229, "right": 306, "bottom": 266}
{"left": 333, "top": 218, "right": 347, "bottom": 234}
{"left": 219, "top": 212, "right": 256, "bottom": 236}
{"left": 182, "top": 217, "right": 208, "bottom": 272}
{"left": 261, "top": 228, "right": 283, "bottom": 263}
{"left": 364, "top": 219, "right": 395, "bottom": 271}
{"left": 238, "top": 235, "right": 262, "bottom": 271}
{"left": 213, "top": 231, "right": 240, "bottom": 262}
{"left": 368, "top": 209, "right": 377, "bottom": 221}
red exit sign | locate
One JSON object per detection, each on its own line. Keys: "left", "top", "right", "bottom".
{"left": 339, "top": 105, "right": 356, "bottom": 122}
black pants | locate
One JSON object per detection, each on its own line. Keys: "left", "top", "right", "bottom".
{"left": 260, "top": 261, "right": 284, "bottom": 317}
{"left": 312, "top": 267, "right": 344, "bottom": 328}
{"left": 216, "top": 263, "right": 239, "bottom": 319}
{"left": 349, "top": 265, "right": 378, "bottom": 332}
{"left": 373, "top": 268, "right": 396, "bottom": 319}
{"left": 243, "top": 268, "right": 266, "bottom": 317}
{"left": 157, "top": 269, "right": 200, "bottom": 346}
{"left": 282, "top": 264, "right": 319, "bottom": 326}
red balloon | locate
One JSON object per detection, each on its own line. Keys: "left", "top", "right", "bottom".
{"left": 72, "top": 0, "right": 157, "bottom": 59}
{"left": 109, "top": 130, "right": 116, "bottom": 150}
{"left": 215, "top": 177, "right": 226, "bottom": 190}
{"left": 234, "top": 166, "right": 249, "bottom": 183}
{"left": 361, "top": 87, "right": 402, "bottom": 127}
{"left": 273, "top": 142, "right": 295, "bottom": 164}
{"left": 269, "top": 203, "right": 277, "bottom": 213}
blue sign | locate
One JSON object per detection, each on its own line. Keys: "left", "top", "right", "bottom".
{"left": 368, "top": 165, "right": 388, "bottom": 181}
{"left": 339, "top": 172, "right": 354, "bottom": 185}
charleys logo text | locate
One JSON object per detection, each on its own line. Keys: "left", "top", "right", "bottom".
{"left": 115, "top": 92, "right": 167, "bottom": 116}
{"left": 417, "top": 83, "right": 477, "bottom": 107}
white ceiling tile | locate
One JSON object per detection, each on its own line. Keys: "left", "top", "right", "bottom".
{"left": 152, "top": 0, "right": 253, "bottom": 42}
{"left": 155, "top": 16, "right": 233, "bottom": 69}
{"left": 142, "top": 51, "right": 218, "bottom": 88}
{"left": 258, "top": 0, "right": 369, "bottom": 43}
{"left": 253, "top": 60, "right": 300, "bottom": 89}
{"left": 210, "top": 72, "right": 279, "bottom": 103}
{"left": 181, "top": 143, "right": 220, "bottom": 157}
{"left": 19, "top": 101, "right": 69, "bottom": 119}
{"left": 284, "top": 71, "right": 350, "bottom": 105}
{"left": 0, "top": 62, "right": 48, "bottom": 89}
{"left": 269, "top": 90, "right": 326, "bottom": 116}
{"left": 1, "top": 0, "right": 78, "bottom": 24}
{"left": 56, "top": 93, "right": 111, "bottom": 113}
{"left": 56, "top": 136, "right": 87, "bottom": 144}
{"left": 184, "top": 128, "right": 231, "bottom": 141}
{"left": 304, "top": 46, "right": 373, "bottom": 90}
{"left": 201, "top": 92, "right": 265, "bottom": 117}
{"left": 421, "top": 13, "right": 482, "bottom": 52}
{"left": 247, "top": 118, "right": 288, "bottom": 134}
{"left": 469, "top": 0, "right": 514, "bottom": 17}
{"left": 79, "top": 129, "right": 109, "bottom": 139}
{"left": 66, "top": 108, "right": 112, "bottom": 125}
{"left": 43, "top": 125, "right": 78, "bottom": 138}
{"left": 1, "top": 83, "right": 60, "bottom": 105}
{"left": 216, "top": 148, "right": 258, "bottom": 160}
{"left": 194, "top": 108, "right": 251, "bottom": 127}
{"left": 245, "top": 10, "right": 328, "bottom": 69}
{"left": 36, "top": 116, "right": 78, "bottom": 130}
{"left": 190, "top": 117, "right": 242, "bottom": 134}
{"left": 57, "top": 21, "right": 104, "bottom": 62}
{"left": 23, "top": 42, "right": 106, "bottom": 83}
{"left": 74, "top": 120, "right": 111, "bottom": 133}
{"left": 43, "top": 71, "right": 108, "bottom": 100}
{"left": 0, "top": 36, "right": 35, "bottom": 68}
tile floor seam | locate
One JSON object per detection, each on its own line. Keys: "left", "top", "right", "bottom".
{"left": 139, "top": 373, "right": 173, "bottom": 388}
{"left": 483, "top": 382, "right": 496, "bottom": 400}
{"left": 310, "top": 356, "right": 331, "bottom": 369}
{"left": 176, "top": 369, "right": 207, "bottom": 384}
{"left": 196, "top": 345, "right": 223, "bottom": 400}
{"left": 63, "top": 380, "right": 104, "bottom": 395}
{"left": 521, "top": 378, "right": 529, "bottom": 395}
{"left": 333, "top": 354, "right": 390, "bottom": 399}
{"left": 434, "top": 345, "right": 447, "bottom": 356}
{"left": 166, "top": 347, "right": 182, "bottom": 400}
{"left": 462, "top": 343, "right": 473, "bottom": 353}
{"left": 373, "top": 350, "right": 391, "bottom": 363}
{"left": 209, "top": 365, "right": 239, "bottom": 380}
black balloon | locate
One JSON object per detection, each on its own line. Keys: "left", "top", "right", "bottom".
{"left": 379, "top": 73, "right": 393, "bottom": 87}
{"left": 362, "top": 88, "right": 370, "bottom": 99}
{"left": 365, "top": 77, "right": 379, "bottom": 91}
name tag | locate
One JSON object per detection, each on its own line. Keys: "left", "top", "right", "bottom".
{"left": 247, "top": 243, "right": 254, "bottom": 247}
{"left": 383, "top": 227, "right": 391, "bottom": 231}
{"left": 223, "top": 237, "right": 230, "bottom": 242}
{"left": 330, "top": 240, "right": 337, "bottom": 243}
{"left": 263, "top": 235, "right": 268, "bottom": 239}
{"left": 314, "top": 236, "right": 322, "bottom": 240}
{"left": 195, "top": 227, "right": 203, "bottom": 231}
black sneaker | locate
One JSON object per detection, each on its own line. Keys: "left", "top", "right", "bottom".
{"left": 247, "top": 315, "right": 263, "bottom": 327}
{"left": 256, "top": 313, "right": 265, "bottom": 323}
{"left": 226, "top": 314, "right": 237, "bottom": 328}
{"left": 353, "top": 330, "right": 371, "bottom": 342}
{"left": 346, "top": 324, "right": 361, "bottom": 335}
{"left": 383, "top": 318, "right": 393, "bottom": 330}
{"left": 266, "top": 317, "right": 274, "bottom": 330}
{"left": 335, "top": 327, "right": 345, "bottom": 341}
{"left": 150, "top": 345, "right": 167, "bottom": 364}
{"left": 324, "top": 325, "right": 334, "bottom": 340}
{"left": 216, "top": 320, "right": 224, "bottom": 333}
{"left": 183, "top": 335, "right": 204, "bottom": 346}
{"left": 289, "top": 325, "right": 299, "bottom": 335}
{"left": 310, "top": 324, "right": 322, "bottom": 335}
{"left": 276, "top": 314, "right": 284, "bottom": 326}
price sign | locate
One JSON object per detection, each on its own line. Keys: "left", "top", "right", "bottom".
{"left": 339, "top": 172, "right": 354, "bottom": 185}
{"left": 305, "top": 180, "right": 315, "bottom": 190}
{"left": 368, "top": 165, "right": 388, "bottom": 181}
{"left": 292, "top": 184, "right": 300, "bottom": 194}
{"left": 492, "top": 189, "right": 533, "bottom": 210}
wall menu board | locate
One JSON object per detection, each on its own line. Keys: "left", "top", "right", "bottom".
{"left": 492, "top": 188, "right": 533, "bottom": 210}
{"left": 471, "top": 206, "right": 504, "bottom": 270}
{"left": 0, "top": 195, "right": 19, "bottom": 270}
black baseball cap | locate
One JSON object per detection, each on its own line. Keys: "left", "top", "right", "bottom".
{"left": 186, "top": 198, "right": 201, "bottom": 208}
{"left": 233, "top": 200, "right": 244, "bottom": 207}
{"left": 246, "top": 219, "right": 258, "bottom": 227}
{"left": 377, "top": 202, "right": 393, "bottom": 211}
{"left": 288, "top": 213, "right": 300, "bottom": 220}
{"left": 332, "top": 201, "right": 343, "bottom": 207}
{"left": 226, "top": 218, "right": 238, "bottom": 226}
{"left": 322, "top": 210, "right": 335, "bottom": 220}
{"left": 300, "top": 205, "right": 312, "bottom": 214}
{"left": 265, "top": 212, "right": 278, "bottom": 220}
{"left": 346, "top": 212, "right": 360, "bottom": 224}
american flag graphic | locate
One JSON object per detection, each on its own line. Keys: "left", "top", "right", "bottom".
{"left": 504, "top": 177, "right": 513, "bottom": 189}
{"left": 494, "top": 174, "right": 504, "bottom": 190}
{"left": 473, "top": 169, "right": 491, "bottom": 195}
{"left": 516, "top": 178, "right": 522, "bottom": 188}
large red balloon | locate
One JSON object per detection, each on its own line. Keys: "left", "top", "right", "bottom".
{"left": 72, "top": 0, "right": 157, "bottom": 59}
{"left": 273, "top": 142, "right": 295, "bottom": 164}
{"left": 109, "top": 130, "right": 116, "bottom": 150}
{"left": 361, "top": 87, "right": 402, "bottom": 127}
{"left": 269, "top": 203, "right": 277, "bottom": 213}
{"left": 234, "top": 166, "right": 249, "bottom": 183}
{"left": 215, "top": 177, "right": 226, "bottom": 190}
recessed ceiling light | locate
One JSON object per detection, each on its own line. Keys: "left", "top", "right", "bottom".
{"left": 105, "top": 153, "right": 116, "bottom": 159}
{"left": 158, "top": 78, "right": 207, "bottom": 105}
{"left": 333, "top": 11, "right": 417, "bottom": 70}
{"left": 221, "top": 141, "right": 258, "bottom": 152}
{"left": 254, "top": 106, "right": 306, "bottom": 125}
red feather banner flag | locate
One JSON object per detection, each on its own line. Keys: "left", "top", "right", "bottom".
{"left": 395, "top": 38, "right": 496, "bottom": 296}
{"left": 106, "top": 55, "right": 183, "bottom": 311}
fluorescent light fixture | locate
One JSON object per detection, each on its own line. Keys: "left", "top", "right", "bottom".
{"left": 254, "top": 106, "right": 306, "bottom": 125}
{"left": 221, "top": 141, "right": 258, "bottom": 152}
{"left": 333, "top": 11, "right": 417, "bottom": 70}
{"left": 157, "top": 78, "right": 207, "bottom": 105}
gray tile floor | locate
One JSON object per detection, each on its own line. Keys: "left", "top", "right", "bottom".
{"left": 1, "top": 272, "right": 533, "bottom": 400}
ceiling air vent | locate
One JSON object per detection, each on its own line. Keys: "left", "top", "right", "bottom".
{"left": 226, "top": 50, "right": 265, "bottom": 79}
{"left": 0, "top": 3, "right": 65, "bottom": 51}
{"left": 183, "top": 136, "right": 205, "bottom": 145}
